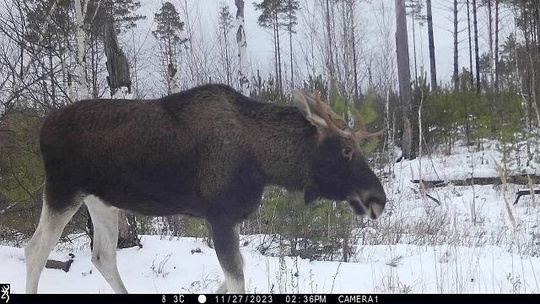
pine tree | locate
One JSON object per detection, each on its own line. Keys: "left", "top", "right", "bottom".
{"left": 426, "top": 0, "right": 437, "bottom": 90}
{"left": 24, "top": 0, "right": 72, "bottom": 106}
{"left": 406, "top": 0, "right": 424, "bottom": 82}
{"left": 282, "top": 0, "right": 299, "bottom": 89}
{"left": 218, "top": 3, "right": 235, "bottom": 86}
{"left": 254, "top": 0, "right": 299, "bottom": 94}
{"left": 152, "top": 2, "right": 189, "bottom": 94}
{"left": 255, "top": 0, "right": 283, "bottom": 94}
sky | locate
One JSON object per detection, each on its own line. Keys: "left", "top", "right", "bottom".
{"left": 132, "top": 0, "right": 502, "bottom": 92}
{"left": 0, "top": 0, "right": 518, "bottom": 99}
{"left": 132, "top": 0, "right": 517, "bottom": 88}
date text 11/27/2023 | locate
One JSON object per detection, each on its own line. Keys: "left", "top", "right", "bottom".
{"left": 160, "top": 294, "right": 378, "bottom": 304}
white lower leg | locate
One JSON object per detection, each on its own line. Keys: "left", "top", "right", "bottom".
{"left": 213, "top": 224, "right": 245, "bottom": 294}
{"left": 224, "top": 271, "right": 245, "bottom": 293}
{"left": 25, "top": 203, "right": 79, "bottom": 293}
{"left": 86, "top": 195, "right": 128, "bottom": 294}
{"left": 216, "top": 281, "right": 227, "bottom": 293}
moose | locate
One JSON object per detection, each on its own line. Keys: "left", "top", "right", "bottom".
{"left": 25, "top": 84, "right": 386, "bottom": 293}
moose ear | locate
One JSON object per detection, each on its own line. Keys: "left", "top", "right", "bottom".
{"left": 292, "top": 90, "right": 328, "bottom": 129}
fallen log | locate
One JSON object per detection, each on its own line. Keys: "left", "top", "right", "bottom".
{"left": 412, "top": 174, "right": 540, "bottom": 187}
{"left": 45, "top": 253, "right": 75, "bottom": 272}
{"left": 513, "top": 189, "right": 540, "bottom": 205}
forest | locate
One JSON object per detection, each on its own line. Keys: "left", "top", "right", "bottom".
{"left": 0, "top": 0, "right": 539, "bottom": 271}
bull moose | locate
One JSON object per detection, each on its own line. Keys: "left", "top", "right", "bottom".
{"left": 25, "top": 84, "right": 386, "bottom": 293}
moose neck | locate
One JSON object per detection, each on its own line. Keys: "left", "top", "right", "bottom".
{"left": 246, "top": 104, "right": 317, "bottom": 191}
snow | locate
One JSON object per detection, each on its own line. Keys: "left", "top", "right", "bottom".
{"left": 405, "top": 139, "right": 540, "bottom": 182}
{"left": 1, "top": 140, "right": 540, "bottom": 294}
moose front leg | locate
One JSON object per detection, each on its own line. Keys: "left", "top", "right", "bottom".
{"left": 210, "top": 221, "right": 245, "bottom": 293}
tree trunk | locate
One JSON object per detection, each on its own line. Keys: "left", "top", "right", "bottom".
{"left": 224, "top": 25, "right": 232, "bottom": 86}
{"left": 276, "top": 13, "right": 283, "bottom": 95}
{"left": 117, "top": 210, "right": 141, "bottom": 249}
{"left": 472, "top": 0, "right": 480, "bottom": 94}
{"left": 411, "top": 6, "right": 418, "bottom": 82}
{"left": 325, "top": 0, "right": 335, "bottom": 92}
{"left": 494, "top": 0, "right": 499, "bottom": 91}
{"left": 487, "top": 0, "right": 494, "bottom": 89}
{"left": 453, "top": 0, "right": 459, "bottom": 91}
{"left": 532, "top": 3, "right": 540, "bottom": 128}
{"left": 289, "top": 25, "right": 294, "bottom": 90}
{"left": 352, "top": 18, "right": 359, "bottom": 101}
{"left": 73, "top": 0, "right": 91, "bottom": 101}
{"left": 104, "top": 23, "right": 131, "bottom": 97}
{"left": 168, "top": 63, "right": 180, "bottom": 94}
{"left": 235, "top": 0, "right": 248, "bottom": 93}
{"left": 275, "top": 10, "right": 283, "bottom": 94}
{"left": 426, "top": 0, "right": 437, "bottom": 91}
{"left": 395, "top": 0, "right": 413, "bottom": 159}
{"left": 467, "top": 0, "right": 474, "bottom": 89}
{"left": 273, "top": 22, "right": 279, "bottom": 89}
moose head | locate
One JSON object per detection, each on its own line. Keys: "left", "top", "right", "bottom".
{"left": 293, "top": 90, "right": 386, "bottom": 219}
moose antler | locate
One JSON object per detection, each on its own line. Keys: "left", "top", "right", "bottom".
{"left": 297, "top": 90, "right": 385, "bottom": 141}
{"left": 310, "top": 91, "right": 354, "bottom": 140}
{"left": 311, "top": 91, "right": 385, "bottom": 140}
{"left": 354, "top": 113, "right": 385, "bottom": 140}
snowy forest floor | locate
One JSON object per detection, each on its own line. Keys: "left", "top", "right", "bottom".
{"left": 1, "top": 138, "right": 540, "bottom": 294}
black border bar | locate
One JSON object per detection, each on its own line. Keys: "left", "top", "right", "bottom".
{"left": 4, "top": 293, "right": 539, "bottom": 304}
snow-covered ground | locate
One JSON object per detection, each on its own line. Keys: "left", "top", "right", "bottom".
{"left": 1, "top": 139, "right": 539, "bottom": 294}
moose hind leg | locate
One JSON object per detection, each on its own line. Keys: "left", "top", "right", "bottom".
{"left": 211, "top": 222, "right": 245, "bottom": 293}
{"left": 25, "top": 195, "right": 83, "bottom": 293}
{"left": 85, "top": 195, "right": 128, "bottom": 294}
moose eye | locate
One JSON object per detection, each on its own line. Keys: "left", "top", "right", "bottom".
{"left": 342, "top": 147, "right": 353, "bottom": 160}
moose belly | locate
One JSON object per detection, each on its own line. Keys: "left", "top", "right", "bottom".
{"left": 96, "top": 190, "right": 207, "bottom": 217}
{"left": 84, "top": 162, "right": 208, "bottom": 217}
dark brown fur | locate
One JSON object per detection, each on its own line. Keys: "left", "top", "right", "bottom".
{"left": 27, "top": 84, "right": 387, "bottom": 293}
{"left": 40, "top": 84, "right": 385, "bottom": 224}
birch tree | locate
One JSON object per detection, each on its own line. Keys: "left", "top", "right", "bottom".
{"left": 73, "top": 0, "right": 97, "bottom": 101}
{"left": 235, "top": 0, "right": 249, "bottom": 93}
